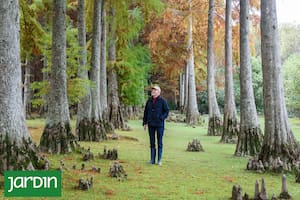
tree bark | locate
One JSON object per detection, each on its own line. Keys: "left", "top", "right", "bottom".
{"left": 0, "top": 0, "right": 39, "bottom": 173}
{"left": 100, "top": 0, "right": 108, "bottom": 112}
{"left": 39, "top": 50, "right": 48, "bottom": 117}
{"left": 183, "top": 64, "right": 189, "bottom": 113}
{"left": 23, "top": 57, "right": 32, "bottom": 119}
{"left": 258, "top": 0, "right": 300, "bottom": 171}
{"left": 100, "top": 0, "right": 114, "bottom": 133}
{"left": 107, "top": 3, "right": 126, "bottom": 130}
{"left": 40, "top": 0, "right": 76, "bottom": 153}
{"left": 88, "top": 0, "right": 107, "bottom": 141}
{"left": 76, "top": 0, "right": 94, "bottom": 141}
{"left": 235, "top": 0, "right": 262, "bottom": 156}
{"left": 179, "top": 72, "right": 185, "bottom": 113}
{"left": 207, "top": 0, "right": 222, "bottom": 136}
{"left": 221, "top": 0, "right": 239, "bottom": 143}
{"left": 186, "top": 0, "right": 200, "bottom": 125}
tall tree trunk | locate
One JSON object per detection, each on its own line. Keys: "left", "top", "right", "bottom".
{"left": 258, "top": 0, "right": 300, "bottom": 171}
{"left": 221, "top": 0, "right": 239, "bottom": 143}
{"left": 88, "top": 0, "right": 107, "bottom": 141}
{"left": 183, "top": 64, "right": 189, "bottom": 113}
{"left": 23, "top": 57, "right": 32, "bottom": 119}
{"left": 100, "top": 0, "right": 108, "bottom": 112}
{"left": 179, "top": 72, "right": 185, "bottom": 113}
{"left": 235, "top": 0, "right": 262, "bottom": 156}
{"left": 100, "top": 0, "right": 114, "bottom": 133}
{"left": 76, "top": 0, "right": 94, "bottom": 141}
{"left": 174, "top": 89, "right": 178, "bottom": 109}
{"left": 0, "top": 0, "right": 39, "bottom": 173}
{"left": 186, "top": 0, "right": 200, "bottom": 125}
{"left": 207, "top": 0, "right": 222, "bottom": 136}
{"left": 39, "top": 50, "right": 48, "bottom": 117}
{"left": 107, "top": 2, "right": 126, "bottom": 130}
{"left": 40, "top": 0, "right": 76, "bottom": 153}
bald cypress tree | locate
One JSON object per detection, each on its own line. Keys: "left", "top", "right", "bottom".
{"left": 221, "top": 0, "right": 239, "bottom": 143}
{"left": 39, "top": 0, "right": 76, "bottom": 153}
{"left": 207, "top": 0, "right": 222, "bottom": 136}
{"left": 0, "top": 0, "right": 39, "bottom": 173}
{"left": 76, "top": 0, "right": 93, "bottom": 140}
{"left": 235, "top": 0, "right": 261, "bottom": 156}
{"left": 186, "top": 0, "right": 200, "bottom": 125}
{"left": 107, "top": 1, "right": 126, "bottom": 129}
{"left": 258, "top": 0, "right": 300, "bottom": 171}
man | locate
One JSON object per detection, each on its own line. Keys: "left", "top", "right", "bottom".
{"left": 143, "top": 85, "right": 169, "bottom": 166}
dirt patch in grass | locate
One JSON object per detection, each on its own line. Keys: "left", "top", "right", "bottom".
{"left": 107, "top": 134, "right": 139, "bottom": 141}
{"left": 193, "top": 190, "right": 204, "bottom": 195}
{"left": 104, "top": 189, "right": 115, "bottom": 197}
{"left": 135, "top": 166, "right": 143, "bottom": 174}
{"left": 223, "top": 176, "right": 235, "bottom": 182}
{"left": 28, "top": 126, "right": 43, "bottom": 144}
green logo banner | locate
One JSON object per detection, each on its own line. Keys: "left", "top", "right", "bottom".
{"left": 4, "top": 170, "right": 62, "bottom": 197}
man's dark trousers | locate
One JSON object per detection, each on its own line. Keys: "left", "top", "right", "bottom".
{"left": 148, "top": 126, "right": 164, "bottom": 164}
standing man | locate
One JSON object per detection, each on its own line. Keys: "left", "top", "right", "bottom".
{"left": 143, "top": 85, "right": 169, "bottom": 166}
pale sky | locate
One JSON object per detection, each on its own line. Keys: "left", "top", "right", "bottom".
{"left": 277, "top": 0, "right": 300, "bottom": 24}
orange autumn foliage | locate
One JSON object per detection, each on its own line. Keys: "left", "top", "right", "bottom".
{"left": 145, "top": 0, "right": 260, "bottom": 94}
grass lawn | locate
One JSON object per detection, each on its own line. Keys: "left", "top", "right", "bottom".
{"left": 1, "top": 117, "right": 300, "bottom": 199}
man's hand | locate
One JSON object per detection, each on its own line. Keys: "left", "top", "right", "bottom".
{"left": 143, "top": 124, "right": 147, "bottom": 130}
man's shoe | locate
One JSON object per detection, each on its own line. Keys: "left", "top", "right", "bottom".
{"left": 158, "top": 161, "right": 162, "bottom": 166}
{"left": 148, "top": 160, "right": 155, "bottom": 164}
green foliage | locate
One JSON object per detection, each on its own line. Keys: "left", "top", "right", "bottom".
{"left": 197, "top": 89, "right": 225, "bottom": 114}
{"left": 67, "top": 78, "right": 90, "bottom": 107}
{"left": 118, "top": 45, "right": 152, "bottom": 106}
{"left": 19, "top": 0, "right": 46, "bottom": 59}
{"left": 111, "top": 0, "right": 164, "bottom": 45}
{"left": 197, "top": 57, "right": 263, "bottom": 115}
{"left": 85, "top": 0, "right": 94, "bottom": 34}
{"left": 279, "top": 24, "right": 300, "bottom": 62}
{"left": 106, "top": 0, "right": 163, "bottom": 106}
{"left": 30, "top": 81, "right": 49, "bottom": 108}
{"left": 114, "top": 3, "right": 144, "bottom": 57}
{"left": 233, "top": 65, "right": 240, "bottom": 112}
{"left": 232, "top": 57, "right": 263, "bottom": 113}
{"left": 251, "top": 57, "right": 263, "bottom": 113}
{"left": 279, "top": 24, "right": 300, "bottom": 117}
{"left": 136, "top": 0, "right": 165, "bottom": 24}
{"left": 283, "top": 54, "right": 300, "bottom": 117}
{"left": 66, "top": 27, "right": 82, "bottom": 78}
{"left": 31, "top": 24, "right": 90, "bottom": 107}
{"left": 197, "top": 89, "right": 208, "bottom": 114}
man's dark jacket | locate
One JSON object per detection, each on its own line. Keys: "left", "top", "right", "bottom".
{"left": 143, "top": 96, "right": 169, "bottom": 127}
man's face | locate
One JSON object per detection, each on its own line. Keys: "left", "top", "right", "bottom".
{"left": 151, "top": 88, "right": 160, "bottom": 98}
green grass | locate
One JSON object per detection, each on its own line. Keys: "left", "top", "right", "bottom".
{"left": 1, "top": 117, "right": 300, "bottom": 199}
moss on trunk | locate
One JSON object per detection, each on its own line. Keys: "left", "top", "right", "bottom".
{"left": 235, "top": 127, "right": 262, "bottom": 156}
{"left": 109, "top": 104, "right": 125, "bottom": 130}
{"left": 0, "top": 134, "right": 40, "bottom": 174}
{"left": 76, "top": 118, "right": 110, "bottom": 142}
{"left": 208, "top": 116, "right": 222, "bottom": 136}
{"left": 186, "top": 113, "right": 200, "bottom": 125}
{"left": 247, "top": 143, "right": 300, "bottom": 173}
{"left": 90, "top": 119, "right": 107, "bottom": 141}
{"left": 40, "top": 122, "right": 76, "bottom": 154}
{"left": 221, "top": 117, "right": 239, "bottom": 143}
{"left": 259, "top": 143, "right": 300, "bottom": 172}
{"left": 103, "top": 118, "right": 114, "bottom": 134}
